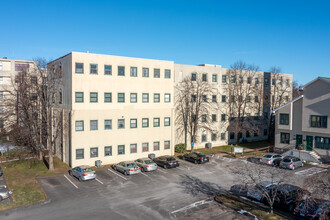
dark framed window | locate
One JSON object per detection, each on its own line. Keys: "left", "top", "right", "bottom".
{"left": 164, "top": 117, "right": 170, "bottom": 126}
{"left": 202, "top": 134, "right": 207, "bottom": 142}
{"left": 246, "top": 131, "right": 250, "bottom": 138}
{"left": 154, "top": 93, "right": 160, "bottom": 103}
{"left": 221, "top": 114, "right": 226, "bottom": 122}
{"left": 118, "top": 93, "right": 125, "bottom": 103}
{"left": 202, "top": 114, "right": 207, "bottom": 123}
{"left": 212, "top": 95, "right": 217, "bottom": 103}
{"left": 221, "top": 95, "right": 226, "bottom": 103}
{"left": 191, "top": 73, "right": 196, "bottom": 81}
{"left": 105, "top": 146, "right": 112, "bottom": 156}
{"left": 255, "top": 96, "right": 259, "bottom": 103}
{"left": 76, "top": 149, "right": 84, "bottom": 159}
{"left": 164, "top": 93, "right": 171, "bottom": 103}
{"left": 90, "top": 120, "right": 98, "bottom": 130}
{"left": 154, "top": 68, "right": 160, "bottom": 78}
{"left": 315, "top": 137, "right": 330, "bottom": 150}
{"left": 222, "top": 75, "right": 227, "bottom": 83}
{"left": 230, "top": 96, "right": 235, "bottom": 102}
{"left": 279, "top": 113, "right": 289, "bottom": 125}
{"left": 230, "top": 76, "right": 236, "bottom": 83}
{"left": 165, "top": 69, "right": 171, "bottom": 78}
{"left": 202, "top": 95, "right": 207, "bottom": 102}
{"left": 130, "top": 93, "right": 137, "bottom": 103}
{"left": 255, "top": 78, "right": 259, "bottom": 85}
{"left": 230, "top": 132, "right": 235, "bottom": 139}
{"left": 118, "top": 66, "right": 125, "bottom": 76}
{"left": 247, "top": 77, "right": 251, "bottom": 84}
{"left": 142, "top": 118, "right": 149, "bottom": 128}
{"left": 130, "top": 144, "right": 137, "bottom": 153}
{"left": 247, "top": 96, "right": 251, "bottom": 103}
{"left": 75, "top": 92, "right": 84, "bottom": 103}
{"left": 104, "top": 65, "right": 112, "bottom": 75}
{"left": 142, "top": 143, "right": 149, "bottom": 152}
{"left": 221, "top": 133, "right": 226, "bottom": 140}
{"left": 75, "top": 121, "right": 84, "bottom": 131}
{"left": 202, "top": 73, "right": 207, "bottom": 82}
{"left": 153, "top": 142, "right": 160, "bottom": 151}
{"left": 280, "top": 132, "right": 290, "bottom": 144}
{"left": 254, "top": 130, "right": 259, "bottom": 137}
{"left": 130, "top": 67, "right": 137, "bottom": 77}
{"left": 164, "top": 141, "right": 170, "bottom": 149}
{"left": 104, "top": 120, "right": 112, "bottom": 130}
{"left": 118, "top": 119, "right": 125, "bottom": 129}
{"left": 118, "top": 145, "right": 125, "bottom": 155}
{"left": 90, "top": 64, "right": 98, "bottom": 74}
{"left": 142, "top": 93, "right": 149, "bottom": 103}
{"left": 272, "top": 79, "right": 275, "bottom": 85}
{"left": 212, "top": 114, "right": 217, "bottom": 122}
{"left": 90, "top": 92, "right": 98, "bottom": 103}
{"left": 263, "top": 129, "right": 268, "bottom": 136}
{"left": 104, "top": 93, "right": 112, "bottom": 103}
{"left": 239, "top": 77, "right": 243, "bottom": 83}
{"left": 192, "top": 95, "right": 197, "bottom": 102}
{"left": 75, "top": 63, "right": 84, "bottom": 74}
{"left": 130, "top": 119, "right": 137, "bottom": 128}
{"left": 310, "top": 115, "right": 327, "bottom": 128}
{"left": 90, "top": 147, "right": 98, "bottom": 158}
{"left": 142, "top": 68, "right": 149, "bottom": 77}
{"left": 212, "top": 74, "right": 217, "bottom": 82}
{"left": 211, "top": 133, "right": 217, "bottom": 141}
{"left": 153, "top": 118, "right": 160, "bottom": 127}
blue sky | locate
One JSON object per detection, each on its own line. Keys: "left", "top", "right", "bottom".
{"left": 1, "top": 0, "right": 330, "bottom": 84}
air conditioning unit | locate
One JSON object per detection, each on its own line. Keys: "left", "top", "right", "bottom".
{"left": 205, "top": 143, "right": 212, "bottom": 149}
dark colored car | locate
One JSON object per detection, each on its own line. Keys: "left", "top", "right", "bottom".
{"left": 182, "top": 152, "right": 209, "bottom": 164}
{"left": 273, "top": 184, "right": 308, "bottom": 212}
{"left": 0, "top": 166, "right": 3, "bottom": 177}
{"left": 153, "top": 156, "right": 179, "bottom": 169}
{"left": 294, "top": 200, "right": 330, "bottom": 219}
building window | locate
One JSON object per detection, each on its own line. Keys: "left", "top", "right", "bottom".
{"left": 211, "top": 133, "right": 217, "bottom": 141}
{"left": 90, "top": 120, "right": 98, "bottom": 130}
{"left": 142, "top": 93, "right": 149, "bottom": 103}
{"left": 104, "top": 93, "right": 112, "bottom": 103}
{"left": 142, "top": 68, "right": 149, "bottom": 77}
{"left": 202, "top": 134, "right": 207, "bottom": 142}
{"left": 164, "top": 117, "right": 170, "bottom": 126}
{"left": 239, "top": 77, "right": 243, "bottom": 84}
{"left": 153, "top": 118, "right": 160, "bottom": 127}
{"left": 221, "top": 95, "right": 226, "bottom": 103}
{"left": 280, "top": 132, "right": 290, "bottom": 144}
{"left": 279, "top": 113, "right": 289, "bottom": 125}
{"left": 230, "top": 96, "right": 235, "bottom": 102}
{"left": 142, "top": 118, "right": 149, "bottom": 128}
{"left": 105, "top": 146, "right": 112, "bottom": 156}
{"left": 286, "top": 79, "right": 290, "bottom": 87}
{"left": 130, "top": 93, "right": 137, "bottom": 103}
{"left": 75, "top": 63, "right": 84, "bottom": 74}
{"left": 0, "top": 106, "right": 3, "bottom": 114}
{"left": 191, "top": 73, "right": 196, "bottom": 81}
{"left": 212, "top": 114, "right": 217, "bottom": 122}
{"left": 153, "top": 142, "right": 160, "bottom": 151}
{"left": 154, "top": 68, "right": 160, "bottom": 78}
{"left": 104, "top": 120, "right": 112, "bottom": 130}
{"left": 310, "top": 115, "right": 327, "bottom": 128}
{"left": 130, "top": 67, "right": 137, "bottom": 77}
{"left": 211, "top": 95, "right": 217, "bottom": 103}
{"left": 278, "top": 79, "right": 282, "bottom": 86}
{"left": 165, "top": 69, "right": 171, "bottom": 78}
{"left": 0, "top": 62, "right": 2, "bottom": 70}
{"left": 263, "top": 129, "right": 268, "bottom": 136}
{"left": 201, "top": 114, "right": 207, "bottom": 123}
{"left": 0, "top": 120, "right": 3, "bottom": 129}
{"left": 222, "top": 75, "right": 227, "bottom": 83}
{"left": 202, "top": 95, "right": 207, "bottom": 102}
{"left": 0, "top": 91, "right": 3, "bottom": 100}
{"left": 118, "top": 119, "right": 125, "bottom": 129}
{"left": 230, "top": 76, "right": 236, "bottom": 83}
{"left": 285, "top": 96, "right": 289, "bottom": 102}
{"left": 230, "top": 132, "right": 235, "bottom": 139}
{"left": 104, "top": 65, "right": 112, "bottom": 75}
{"left": 118, "top": 66, "right": 125, "bottom": 76}
{"left": 118, "top": 145, "right": 125, "bottom": 155}
{"left": 247, "top": 96, "right": 251, "bottom": 103}
{"left": 164, "top": 93, "right": 171, "bottom": 103}
{"left": 154, "top": 93, "right": 160, "bottom": 103}
{"left": 90, "top": 92, "right": 98, "bottom": 103}
{"left": 76, "top": 149, "right": 84, "bottom": 159}
{"left": 315, "top": 137, "right": 330, "bottom": 150}
{"left": 90, "top": 147, "right": 98, "bottom": 158}
{"left": 255, "top": 96, "right": 259, "bottom": 103}
{"left": 90, "top": 64, "right": 98, "bottom": 74}
{"left": 246, "top": 131, "right": 250, "bottom": 138}
{"left": 118, "top": 93, "right": 125, "bottom": 103}
{"left": 254, "top": 130, "right": 259, "bottom": 137}
{"left": 191, "top": 95, "right": 197, "bottom": 102}
{"left": 130, "top": 119, "right": 137, "bottom": 128}
{"left": 75, "top": 92, "right": 84, "bottom": 103}
{"left": 238, "top": 96, "right": 243, "bottom": 102}
{"left": 202, "top": 73, "right": 207, "bottom": 82}
{"left": 212, "top": 74, "right": 217, "bottom": 82}
{"left": 255, "top": 78, "right": 259, "bottom": 85}
{"left": 75, "top": 121, "right": 84, "bottom": 131}
{"left": 142, "top": 143, "right": 149, "bottom": 152}
{"left": 221, "top": 133, "right": 226, "bottom": 140}
{"left": 164, "top": 140, "right": 170, "bottom": 149}
{"left": 247, "top": 77, "right": 251, "bottom": 84}
{"left": 130, "top": 144, "right": 137, "bottom": 153}
{"left": 221, "top": 114, "right": 226, "bottom": 122}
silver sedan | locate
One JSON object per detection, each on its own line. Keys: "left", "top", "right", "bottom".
{"left": 135, "top": 158, "right": 158, "bottom": 172}
{"left": 280, "top": 156, "right": 304, "bottom": 170}
{"left": 260, "top": 153, "right": 283, "bottom": 165}
{"left": 113, "top": 161, "right": 141, "bottom": 175}
{"left": 69, "top": 165, "right": 96, "bottom": 182}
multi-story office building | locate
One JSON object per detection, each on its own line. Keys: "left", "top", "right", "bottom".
{"left": 49, "top": 52, "right": 293, "bottom": 167}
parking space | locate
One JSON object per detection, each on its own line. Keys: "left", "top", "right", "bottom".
{"left": 295, "top": 167, "right": 328, "bottom": 176}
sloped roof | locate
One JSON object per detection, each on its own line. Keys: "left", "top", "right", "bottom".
{"left": 272, "top": 95, "right": 304, "bottom": 113}
{"left": 303, "top": 77, "right": 330, "bottom": 89}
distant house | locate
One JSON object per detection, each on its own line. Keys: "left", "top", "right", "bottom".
{"left": 273, "top": 77, "right": 330, "bottom": 157}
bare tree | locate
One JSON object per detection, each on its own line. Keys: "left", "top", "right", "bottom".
{"left": 292, "top": 80, "right": 303, "bottom": 99}
{"left": 175, "top": 74, "right": 214, "bottom": 151}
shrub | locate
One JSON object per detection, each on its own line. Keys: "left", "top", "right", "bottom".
{"left": 175, "top": 143, "right": 186, "bottom": 153}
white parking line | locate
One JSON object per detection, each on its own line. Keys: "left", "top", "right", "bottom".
{"left": 95, "top": 178, "right": 104, "bottom": 184}
{"left": 295, "top": 167, "right": 327, "bottom": 176}
{"left": 107, "top": 169, "right": 128, "bottom": 180}
{"left": 171, "top": 199, "right": 212, "bottom": 214}
{"left": 64, "top": 175, "right": 78, "bottom": 189}
{"left": 176, "top": 167, "right": 185, "bottom": 171}
{"left": 157, "top": 169, "right": 167, "bottom": 174}
{"left": 140, "top": 172, "right": 148, "bottom": 177}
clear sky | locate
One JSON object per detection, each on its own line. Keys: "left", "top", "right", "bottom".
{"left": 1, "top": 0, "right": 329, "bottom": 84}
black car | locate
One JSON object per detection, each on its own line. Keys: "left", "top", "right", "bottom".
{"left": 182, "top": 152, "right": 209, "bottom": 164}
{"left": 153, "top": 156, "right": 179, "bottom": 169}
{"left": 294, "top": 199, "right": 330, "bottom": 219}
{"left": 273, "top": 184, "right": 308, "bottom": 212}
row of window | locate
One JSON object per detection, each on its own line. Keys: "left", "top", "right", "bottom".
{"left": 280, "top": 114, "right": 328, "bottom": 129}
{"left": 75, "top": 63, "right": 171, "bottom": 78}
{"left": 75, "top": 92, "right": 171, "bottom": 103}
{"left": 75, "top": 141, "right": 171, "bottom": 159}
{"left": 229, "top": 129, "right": 268, "bottom": 140}
{"left": 75, "top": 117, "right": 171, "bottom": 131}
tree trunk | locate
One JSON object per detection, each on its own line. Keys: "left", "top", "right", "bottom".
{"left": 39, "top": 150, "right": 43, "bottom": 160}
{"left": 184, "top": 124, "right": 187, "bottom": 151}
{"left": 48, "top": 148, "right": 54, "bottom": 171}
{"left": 270, "top": 205, "right": 273, "bottom": 214}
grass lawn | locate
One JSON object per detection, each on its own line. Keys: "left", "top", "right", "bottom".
{"left": 215, "top": 194, "right": 293, "bottom": 220}
{"left": 0, "top": 157, "right": 70, "bottom": 211}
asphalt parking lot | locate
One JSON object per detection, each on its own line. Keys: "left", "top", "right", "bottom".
{"left": 0, "top": 156, "right": 327, "bottom": 220}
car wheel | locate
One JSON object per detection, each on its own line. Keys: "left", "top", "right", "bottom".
{"left": 69, "top": 170, "right": 72, "bottom": 176}
{"left": 194, "top": 160, "right": 198, "bottom": 164}
{"left": 141, "top": 167, "right": 145, "bottom": 172}
{"left": 79, "top": 176, "right": 83, "bottom": 182}
{"left": 164, "top": 165, "right": 168, "bottom": 169}
{"left": 292, "top": 166, "right": 295, "bottom": 170}
{"left": 124, "top": 171, "right": 128, "bottom": 176}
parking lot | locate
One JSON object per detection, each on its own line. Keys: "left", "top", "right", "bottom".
{"left": 0, "top": 155, "right": 327, "bottom": 220}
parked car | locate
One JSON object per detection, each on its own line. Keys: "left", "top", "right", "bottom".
{"left": 113, "top": 161, "right": 141, "bottom": 175}
{"left": 273, "top": 157, "right": 283, "bottom": 167}
{"left": 280, "top": 156, "right": 304, "bottom": 170}
{"left": 230, "top": 184, "right": 249, "bottom": 197}
{"left": 182, "top": 152, "right": 209, "bottom": 164}
{"left": 260, "top": 153, "right": 283, "bottom": 165}
{"left": 135, "top": 158, "right": 158, "bottom": 172}
{"left": 294, "top": 199, "right": 330, "bottom": 219}
{"left": 247, "top": 181, "right": 277, "bottom": 202}
{"left": 153, "top": 156, "right": 179, "bottom": 169}
{"left": 0, "top": 185, "right": 11, "bottom": 201}
{"left": 273, "top": 184, "right": 308, "bottom": 212}
{"left": 69, "top": 165, "right": 96, "bottom": 182}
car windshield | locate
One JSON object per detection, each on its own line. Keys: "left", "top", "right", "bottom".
{"left": 264, "top": 155, "right": 272, "bottom": 158}
{"left": 283, "top": 158, "right": 291, "bottom": 163}
{"left": 144, "top": 160, "right": 154, "bottom": 164}
{"left": 126, "top": 163, "right": 136, "bottom": 168}
{"left": 82, "top": 168, "right": 93, "bottom": 172}
{"left": 167, "top": 157, "right": 176, "bottom": 161}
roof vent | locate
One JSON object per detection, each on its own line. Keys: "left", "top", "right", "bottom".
{"left": 86, "top": 51, "right": 90, "bottom": 53}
